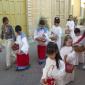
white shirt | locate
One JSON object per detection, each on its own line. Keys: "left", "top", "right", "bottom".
{"left": 16, "top": 35, "right": 29, "bottom": 54}
{"left": 41, "top": 57, "right": 65, "bottom": 80}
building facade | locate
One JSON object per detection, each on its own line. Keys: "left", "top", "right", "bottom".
{"left": 0, "top": 0, "right": 81, "bottom": 35}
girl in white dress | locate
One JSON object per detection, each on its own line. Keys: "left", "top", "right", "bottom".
{"left": 41, "top": 42, "right": 65, "bottom": 85}
{"left": 60, "top": 35, "right": 76, "bottom": 84}
{"left": 50, "top": 17, "right": 62, "bottom": 50}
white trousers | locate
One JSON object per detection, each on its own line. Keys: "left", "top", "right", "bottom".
{"left": 4, "top": 39, "right": 16, "bottom": 67}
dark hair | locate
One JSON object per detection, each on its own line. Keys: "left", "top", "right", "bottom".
{"left": 63, "top": 35, "right": 72, "bottom": 46}
{"left": 68, "top": 15, "right": 73, "bottom": 21}
{"left": 54, "top": 17, "right": 60, "bottom": 24}
{"left": 47, "top": 42, "right": 62, "bottom": 68}
{"left": 39, "top": 19, "right": 45, "bottom": 26}
{"left": 2, "top": 17, "right": 9, "bottom": 23}
{"left": 69, "top": 15, "right": 73, "bottom": 18}
{"left": 15, "top": 25, "right": 22, "bottom": 33}
{"left": 74, "top": 28, "right": 80, "bottom": 34}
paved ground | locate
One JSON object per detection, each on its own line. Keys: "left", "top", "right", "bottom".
{"left": 0, "top": 40, "right": 85, "bottom": 85}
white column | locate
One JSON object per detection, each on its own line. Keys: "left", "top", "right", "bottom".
{"left": 26, "top": 0, "right": 33, "bottom": 36}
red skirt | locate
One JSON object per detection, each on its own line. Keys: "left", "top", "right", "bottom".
{"left": 37, "top": 45, "right": 47, "bottom": 63}
{"left": 16, "top": 53, "right": 30, "bottom": 70}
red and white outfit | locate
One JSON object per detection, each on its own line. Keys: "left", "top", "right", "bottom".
{"left": 73, "top": 35, "right": 85, "bottom": 65}
{"left": 34, "top": 27, "right": 49, "bottom": 64}
{"left": 15, "top": 32, "right": 30, "bottom": 70}
{"left": 60, "top": 46, "right": 76, "bottom": 84}
{"left": 41, "top": 57, "right": 65, "bottom": 85}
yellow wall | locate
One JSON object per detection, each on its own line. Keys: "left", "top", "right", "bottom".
{"left": 27, "top": 0, "right": 71, "bottom": 35}
{"left": 0, "top": 0, "right": 27, "bottom": 34}
{"left": 72, "top": 0, "right": 80, "bottom": 17}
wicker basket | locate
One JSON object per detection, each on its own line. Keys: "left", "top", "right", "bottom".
{"left": 12, "top": 43, "right": 19, "bottom": 51}
{"left": 50, "top": 37, "right": 57, "bottom": 41}
{"left": 73, "top": 45, "right": 85, "bottom": 52}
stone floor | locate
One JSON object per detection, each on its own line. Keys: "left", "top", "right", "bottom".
{"left": 0, "top": 41, "right": 85, "bottom": 85}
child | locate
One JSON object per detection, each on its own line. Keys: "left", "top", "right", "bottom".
{"left": 73, "top": 28, "right": 82, "bottom": 43}
{"left": 50, "top": 17, "right": 62, "bottom": 50}
{"left": 73, "top": 28, "right": 84, "bottom": 65}
{"left": 66, "top": 15, "right": 75, "bottom": 39}
{"left": 34, "top": 19, "right": 49, "bottom": 64}
{"left": 60, "top": 35, "right": 76, "bottom": 84}
{"left": 73, "top": 31, "right": 85, "bottom": 69}
{"left": 74, "top": 31, "right": 85, "bottom": 44}
{"left": 41, "top": 42, "right": 65, "bottom": 85}
{"left": 15, "top": 25, "right": 30, "bottom": 71}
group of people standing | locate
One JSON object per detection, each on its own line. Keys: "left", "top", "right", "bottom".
{"left": 0, "top": 15, "right": 85, "bottom": 85}
{"left": 0, "top": 17, "right": 30, "bottom": 71}
{"left": 34, "top": 15, "right": 85, "bottom": 85}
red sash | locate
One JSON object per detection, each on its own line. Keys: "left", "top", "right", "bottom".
{"left": 74, "top": 35, "right": 85, "bottom": 44}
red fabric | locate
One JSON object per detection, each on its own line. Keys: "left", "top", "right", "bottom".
{"left": 65, "top": 62, "right": 74, "bottom": 73}
{"left": 38, "top": 45, "right": 46, "bottom": 60}
{"left": 44, "top": 78, "right": 56, "bottom": 85}
{"left": 16, "top": 53, "right": 30, "bottom": 66}
{"left": 74, "top": 35, "right": 85, "bottom": 44}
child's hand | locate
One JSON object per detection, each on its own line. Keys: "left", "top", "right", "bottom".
{"left": 40, "top": 79, "right": 47, "bottom": 85}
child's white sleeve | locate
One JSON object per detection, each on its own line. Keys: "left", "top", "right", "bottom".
{"left": 44, "top": 31, "right": 51, "bottom": 42}
{"left": 41, "top": 59, "right": 51, "bottom": 79}
{"left": 60, "top": 48, "right": 65, "bottom": 60}
{"left": 34, "top": 30, "right": 39, "bottom": 40}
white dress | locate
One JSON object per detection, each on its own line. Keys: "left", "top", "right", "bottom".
{"left": 66, "top": 20, "right": 75, "bottom": 39}
{"left": 50, "top": 25, "right": 62, "bottom": 50}
{"left": 41, "top": 57, "right": 65, "bottom": 85}
{"left": 73, "top": 35, "right": 85, "bottom": 65}
{"left": 60, "top": 46, "right": 76, "bottom": 84}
